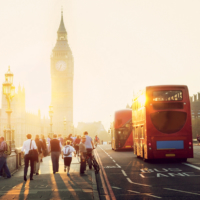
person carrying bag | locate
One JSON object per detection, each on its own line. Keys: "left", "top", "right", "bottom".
{"left": 61, "top": 140, "right": 75, "bottom": 175}
{"left": 29, "top": 140, "right": 38, "bottom": 162}
{"left": 21, "top": 134, "right": 37, "bottom": 181}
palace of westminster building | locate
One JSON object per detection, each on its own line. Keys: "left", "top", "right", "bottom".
{"left": 0, "top": 12, "right": 74, "bottom": 148}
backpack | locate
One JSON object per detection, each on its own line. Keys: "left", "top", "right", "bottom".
{"left": 64, "top": 146, "right": 71, "bottom": 156}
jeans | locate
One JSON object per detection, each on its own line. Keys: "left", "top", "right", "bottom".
{"left": 86, "top": 148, "right": 93, "bottom": 168}
{"left": 51, "top": 151, "right": 60, "bottom": 173}
{"left": 24, "top": 154, "right": 34, "bottom": 178}
{"left": 0, "top": 157, "right": 11, "bottom": 178}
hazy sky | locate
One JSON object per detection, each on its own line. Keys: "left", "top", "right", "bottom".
{"left": 0, "top": 0, "right": 200, "bottom": 130}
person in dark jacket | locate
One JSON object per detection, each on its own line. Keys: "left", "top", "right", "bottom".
{"left": 34, "top": 135, "right": 44, "bottom": 175}
{"left": 40, "top": 134, "right": 47, "bottom": 161}
{"left": 74, "top": 135, "right": 81, "bottom": 156}
{"left": 50, "top": 134, "right": 62, "bottom": 174}
{"left": 0, "top": 137, "right": 11, "bottom": 179}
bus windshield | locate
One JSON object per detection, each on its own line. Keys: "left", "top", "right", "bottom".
{"left": 153, "top": 90, "right": 183, "bottom": 101}
{"left": 116, "top": 129, "right": 130, "bottom": 140}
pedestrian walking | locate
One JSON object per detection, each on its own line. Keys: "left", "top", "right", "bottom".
{"left": 21, "top": 134, "right": 37, "bottom": 181}
{"left": 67, "top": 134, "right": 74, "bottom": 144}
{"left": 58, "top": 134, "right": 64, "bottom": 146}
{"left": 34, "top": 135, "right": 44, "bottom": 175}
{"left": 94, "top": 135, "right": 99, "bottom": 147}
{"left": 84, "top": 131, "right": 94, "bottom": 169}
{"left": 79, "top": 135, "right": 87, "bottom": 175}
{"left": 50, "top": 134, "right": 62, "bottom": 174}
{"left": 41, "top": 134, "right": 47, "bottom": 157}
{"left": 197, "top": 134, "right": 200, "bottom": 145}
{"left": 47, "top": 135, "right": 51, "bottom": 154}
{"left": 61, "top": 140, "right": 75, "bottom": 175}
{"left": 0, "top": 137, "right": 11, "bottom": 179}
{"left": 74, "top": 135, "right": 81, "bottom": 157}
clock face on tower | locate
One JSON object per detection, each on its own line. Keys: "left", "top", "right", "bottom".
{"left": 56, "top": 60, "right": 67, "bottom": 71}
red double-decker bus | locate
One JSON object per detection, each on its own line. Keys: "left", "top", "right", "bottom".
{"left": 111, "top": 109, "right": 133, "bottom": 151}
{"left": 132, "top": 85, "right": 193, "bottom": 161}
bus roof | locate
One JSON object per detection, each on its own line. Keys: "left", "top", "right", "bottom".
{"left": 114, "top": 109, "right": 132, "bottom": 129}
{"left": 146, "top": 85, "right": 188, "bottom": 90}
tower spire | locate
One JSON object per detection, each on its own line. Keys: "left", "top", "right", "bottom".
{"left": 57, "top": 7, "right": 66, "bottom": 34}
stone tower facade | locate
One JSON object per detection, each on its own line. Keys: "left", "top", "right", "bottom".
{"left": 0, "top": 84, "right": 50, "bottom": 148}
{"left": 50, "top": 11, "right": 74, "bottom": 136}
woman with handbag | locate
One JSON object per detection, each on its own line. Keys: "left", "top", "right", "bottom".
{"left": 21, "top": 134, "right": 37, "bottom": 181}
{"left": 34, "top": 135, "right": 44, "bottom": 175}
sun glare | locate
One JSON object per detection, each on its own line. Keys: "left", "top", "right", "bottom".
{"left": 138, "top": 94, "right": 146, "bottom": 107}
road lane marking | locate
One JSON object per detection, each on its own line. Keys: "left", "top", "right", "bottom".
{"left": 128, "top": 190, "right": 162, "bottom": 198}
{"left": 140, "top": 174, "right": 145, "bottom": 178}
{"left": 128, "top": 190, "right": 140, "bottom": 193}
{"left": 94, "top": 150, "right": 110, "bottom": 200}
{"left": 95, "top": 149, "right": 116, "bottom": 200}
{"left": 146, "top": 194, "right": 162, "bottom": 199}
{"left": 112, "top": 186, "right": 121, "bottom": 189}
{"left": 127, "top": 178, "right": 151, "bottom": 187}
{"left": 112, "top": 160, "right": 116, "bottom": 162}
{"left": 164, "top": 188, "right": 200, "bottom": 196}
{"left": 183, "top": 163, "right": 200, "bottom": 170}
{"left": 121, "top": 170, "right": 127, "bottom": 176}
{"left": 116, "top": 164, "right": 121, "bottom": 168}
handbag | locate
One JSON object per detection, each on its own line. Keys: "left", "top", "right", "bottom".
{"left": 28, "top": 140, "right": 39, "bottom": 162}
{"left": 43, "top": 149, "right": 48, "bottom": 157}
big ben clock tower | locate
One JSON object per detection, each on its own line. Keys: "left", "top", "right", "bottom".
{"left": 51, "top": 11, "right": 74, "bottom": 136}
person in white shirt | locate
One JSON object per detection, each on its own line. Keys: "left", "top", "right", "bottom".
{"left": 47, "top": 135, "right": 51, "bottom": 154}
{"left": 21, "top": 134, "right": 37, "bottom": 181}
{"left": 83, "top": 131, "right": 94, "bottom": 169}
{"left": 61, "top": 140, "right": 75, "bottom": 175}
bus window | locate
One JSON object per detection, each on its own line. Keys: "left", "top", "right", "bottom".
{"left": 153, "top": 91, "right": 183, "bottom": 101}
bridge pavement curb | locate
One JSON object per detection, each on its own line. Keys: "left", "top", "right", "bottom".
{"left": 90, "top": 170, "right": 100, "bottom": 200}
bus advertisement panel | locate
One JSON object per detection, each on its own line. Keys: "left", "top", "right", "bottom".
{"left": 132, "top": 85, "right": 193, "bottom": 161}
{"left": 111, "top": 109, "right": 133, "bottom": 151}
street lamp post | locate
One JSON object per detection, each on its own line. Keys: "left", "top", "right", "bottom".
{"left": 49, "top": 105, "right": 54, "bottom": 138}
{"left": 63, "top": 117, "right": 67, "bottom": 137}
{"left": 2, "top": 66, "right": 15, "bottom": 150}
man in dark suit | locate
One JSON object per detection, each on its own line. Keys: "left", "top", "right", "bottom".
{"left": 50, "top": 134, "right": 62, "bottom": 174}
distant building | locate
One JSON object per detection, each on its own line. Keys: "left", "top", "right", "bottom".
{"left": 0, "top": 85, "right": 50, "bottom": 147}
{"left": 190, "top": 93, "right": 200, "bottom": 138}
{"left": 77, "top": 121, "right": 110, "bottom": 141}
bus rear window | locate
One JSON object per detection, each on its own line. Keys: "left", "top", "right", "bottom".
{"left": 153, "top": 90, "right": 183, "bottom": 101}
{"left": 150, "top": 111, "right": 187, "bottom": 134}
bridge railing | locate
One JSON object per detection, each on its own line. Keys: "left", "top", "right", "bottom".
{"left": 3, "top": 148, "right": 24, "bottom": 176}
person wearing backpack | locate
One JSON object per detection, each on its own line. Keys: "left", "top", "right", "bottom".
{"left": 61, "top": 140, "right": 75, "bottom": 175}
{"left": 0, "top": 137, "right": 11, "bottom": 179}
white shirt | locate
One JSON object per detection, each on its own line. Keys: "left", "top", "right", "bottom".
{"left": 21, "top": 139, "right": 37, "bottom": 155}
{"left": 47, "top": 137, "right": 51, "bottom": 146}
{"left": 62, "top": 145, "right": 75, "bottom": 157}
{"left": 85, "top": 135, "right": 93, "bottom": 149}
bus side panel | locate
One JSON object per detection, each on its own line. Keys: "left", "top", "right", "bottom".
{"left": 122, "top": 131, "right": 133, "bottom": 149}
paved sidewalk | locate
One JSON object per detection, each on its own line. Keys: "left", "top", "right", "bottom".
{"left": 0, "top": 155, "right": 99, "bottom": 200}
